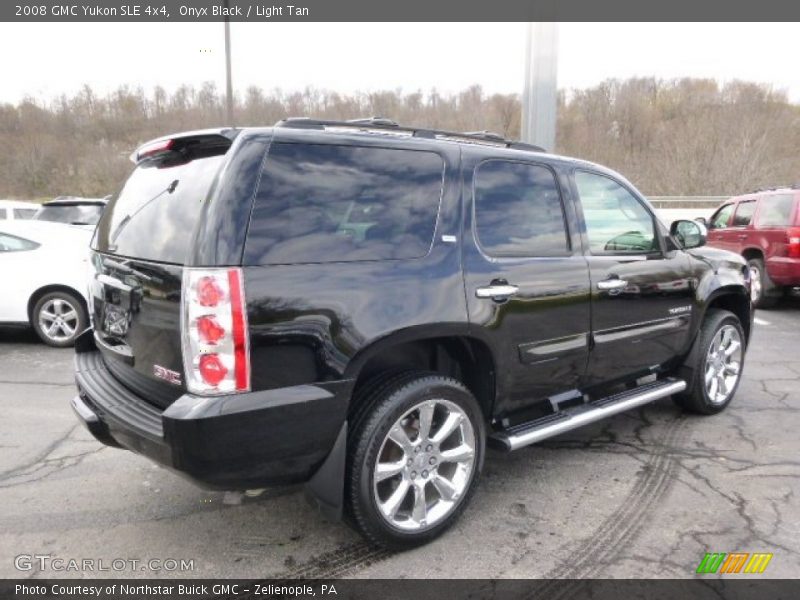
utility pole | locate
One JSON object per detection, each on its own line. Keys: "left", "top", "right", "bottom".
{"left": 521, "top": 22, "right": 558, "bottom": 151}
{"left": 224, "top": 0, "right": 234, "bottom": 126}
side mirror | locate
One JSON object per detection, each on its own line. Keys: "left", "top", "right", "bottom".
{"left": 694, "top": 216, "right": 708, "bottom": 227}
{"left": 671, "top": 219, "right": 707, "bottom": 249}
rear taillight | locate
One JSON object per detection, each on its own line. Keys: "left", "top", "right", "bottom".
{"left": 197, "top": 315, "right": 226, "bottom": 344}
{"left": 197, "top": 276, "right": 225, "bottom": 307}
{"left": 787, "top": 228, "right": 800, "bottom": 258}
{"left": 182, "top": 268, "right": 250, "bottom": 395}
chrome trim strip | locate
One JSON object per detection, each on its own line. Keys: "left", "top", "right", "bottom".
{"left": 594, "top": 315, "right": 689, "bottom": 344}
{"left": 523, "top": 333, "right": 588, "bottom": 356}
{"left": 519, "top": 333, "right": 589, "bottom": 364}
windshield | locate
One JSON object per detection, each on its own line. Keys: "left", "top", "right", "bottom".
{"left": 93, "top": 154, "right": 225, "bottom": 264}
{"left": 36, "top": 204, "right": 104, "bottom": 225}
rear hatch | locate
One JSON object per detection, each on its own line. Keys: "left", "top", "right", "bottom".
{"left": 89, "top": 132, "right": 234, "bottom": 408}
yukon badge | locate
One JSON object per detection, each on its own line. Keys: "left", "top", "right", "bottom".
{"left": 153, "top": 365, "right": 182, "bottom": 386}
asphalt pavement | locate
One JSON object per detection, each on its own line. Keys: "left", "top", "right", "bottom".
{"left": 1, "top": 297, "right": 798, "bottom": 580}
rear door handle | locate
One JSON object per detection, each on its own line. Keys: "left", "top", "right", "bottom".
{"left": 476, "top": 284, "right": 519, "bottom": 300}
{"left": 597, "top": 278, "right": 628, "bottom": 291}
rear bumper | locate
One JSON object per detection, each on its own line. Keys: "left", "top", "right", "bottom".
{"left": 766, "top": 256, "right": 800, "bottom": 286}
{"left": 73, "top": 341, "right": 351, "bottom": 491}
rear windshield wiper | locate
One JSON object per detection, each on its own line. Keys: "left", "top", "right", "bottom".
{"left": 110, "top": 179, "right": 179, "bottom": 245}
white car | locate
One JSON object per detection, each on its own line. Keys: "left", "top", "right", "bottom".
{"left": 0, "top": 220, "right": 92, "bottom": 347}
{"left": 0, "top": 200, "right": 39, "bottom": 221}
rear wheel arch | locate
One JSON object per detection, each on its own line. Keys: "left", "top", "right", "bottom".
{"left": 345, "top": 332, "right": 497, "bottom": 422}
{"left": 741, "top": 247, "right": 764, "bottom": 262}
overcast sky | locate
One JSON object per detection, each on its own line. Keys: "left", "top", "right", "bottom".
{"left": 2, "top": 22, "right": 798, "bottom": 103}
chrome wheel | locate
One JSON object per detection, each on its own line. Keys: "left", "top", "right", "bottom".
{"left": 704, "top": 324, "right": 743, "bottom": 405}
{"left": 749, "top": 265, "right": 762, "bottom": 304}
{"left": 373, "top": 399, "right": 476, "bottom": 532}
{"left": 38, "top": 298, "right": 79, "bottom": 343}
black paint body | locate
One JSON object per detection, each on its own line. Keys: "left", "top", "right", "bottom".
{"left": 73, "top": 126, "right": 753, "bottom": 503}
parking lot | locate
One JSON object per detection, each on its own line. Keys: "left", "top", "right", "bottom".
{"left": 1, "top": 297, "right": 799, "bottom": 580}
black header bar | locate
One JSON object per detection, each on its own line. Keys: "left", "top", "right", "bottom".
{"left": 3, "top": 579, "right": 800, "bottom": 600}
{"left": 3, "top": 0, "right": 800, "bottom": 22}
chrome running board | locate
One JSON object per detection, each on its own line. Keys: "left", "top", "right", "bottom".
{"left": 489, "top": 378, "right": 687, "bottom": 452}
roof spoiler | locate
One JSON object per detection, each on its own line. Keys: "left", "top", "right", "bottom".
{"left": 130, "top": 129, "right": 239, "bottom": 164}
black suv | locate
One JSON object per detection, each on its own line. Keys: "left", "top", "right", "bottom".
{"left": 72, "top": 118, "right": 752, "bottom": 548}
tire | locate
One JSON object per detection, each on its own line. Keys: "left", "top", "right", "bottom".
{"left": 345, "top": 370, "right": 485, "bottom": 549}
{"left": 673, "top": 309, "right": 745, "bottom": 415}
{"left": 747, "top": 257, "right": 781, "bottom": 309}
{"left": 31, "top": 290, "right": 87, "bottom": 347}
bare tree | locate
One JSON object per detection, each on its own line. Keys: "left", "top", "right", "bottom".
{"left": 0, "top": 78, "right": 797, "bottom": 199}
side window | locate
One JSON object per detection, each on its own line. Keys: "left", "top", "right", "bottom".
{"left": 246, "top": 143, "right": 444, "bottom": 265}
{"left": 574, "top": 171, "right": 657, "bottom": 254}
{"left": 756, "top": 194, "right": 795, "bottom": 228}
{"left": 13, "top": 208, "right": 37, "bottom": 219}
{"left": 732, "top": 201, "right": 756, "bottom": 227}
{"left": 0, "top": 233, "right": 39, "bottom": 252}
{"left": 710, "top": 204, "right": 734, "bottom": 229}
{"left": 473, "top": 160, "right": 568, "bottom": 257}
{"left": 0, "top": 209, "right": 7, "bottom": 220}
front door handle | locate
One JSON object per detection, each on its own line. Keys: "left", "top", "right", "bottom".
{"left": 476, "top": 284, "right": 519, "bottom": 301}
{"left": 597, "top": 278, "right": 628, "bottom": 291}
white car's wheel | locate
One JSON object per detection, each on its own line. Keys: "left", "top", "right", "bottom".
{"left": 32, "top": 291, "right": 87, "bottom": 347}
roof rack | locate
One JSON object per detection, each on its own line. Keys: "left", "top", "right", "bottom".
{"left": 274, "top": 117, "right": 547, "bottom": 153}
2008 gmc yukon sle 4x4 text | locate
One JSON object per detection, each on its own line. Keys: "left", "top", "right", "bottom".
{"left": 72, "top": 118, "right": 753, "bottom": 548}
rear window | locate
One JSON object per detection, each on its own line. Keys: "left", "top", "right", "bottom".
{"left": 36, "top": 204, "right": 104, "bottom": 225}
{"left": 93, "top": 155, "right": 225, "bottom": 264}
{"left": 244, "top": 143, "right": 444, "bottom": 265}
{"left": 474, "top": 160, "right": 568, "bottom": 257}
{"left": 756, "top": 194, "right": 796, "bottom": 228}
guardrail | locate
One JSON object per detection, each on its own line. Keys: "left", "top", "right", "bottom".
{"left": 647, "top": 196, "right": 727, "bottom": 209}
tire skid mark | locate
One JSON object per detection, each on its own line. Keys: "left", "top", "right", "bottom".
{"left": 272, "top": 541, "right": 392, "bottom": 580}
{"left": 535, "top": 413, "right": 687, "bottom": 595}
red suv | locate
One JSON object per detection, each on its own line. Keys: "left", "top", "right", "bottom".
{"left": 706, "top": 188, "right": 800, "bottom": 308}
